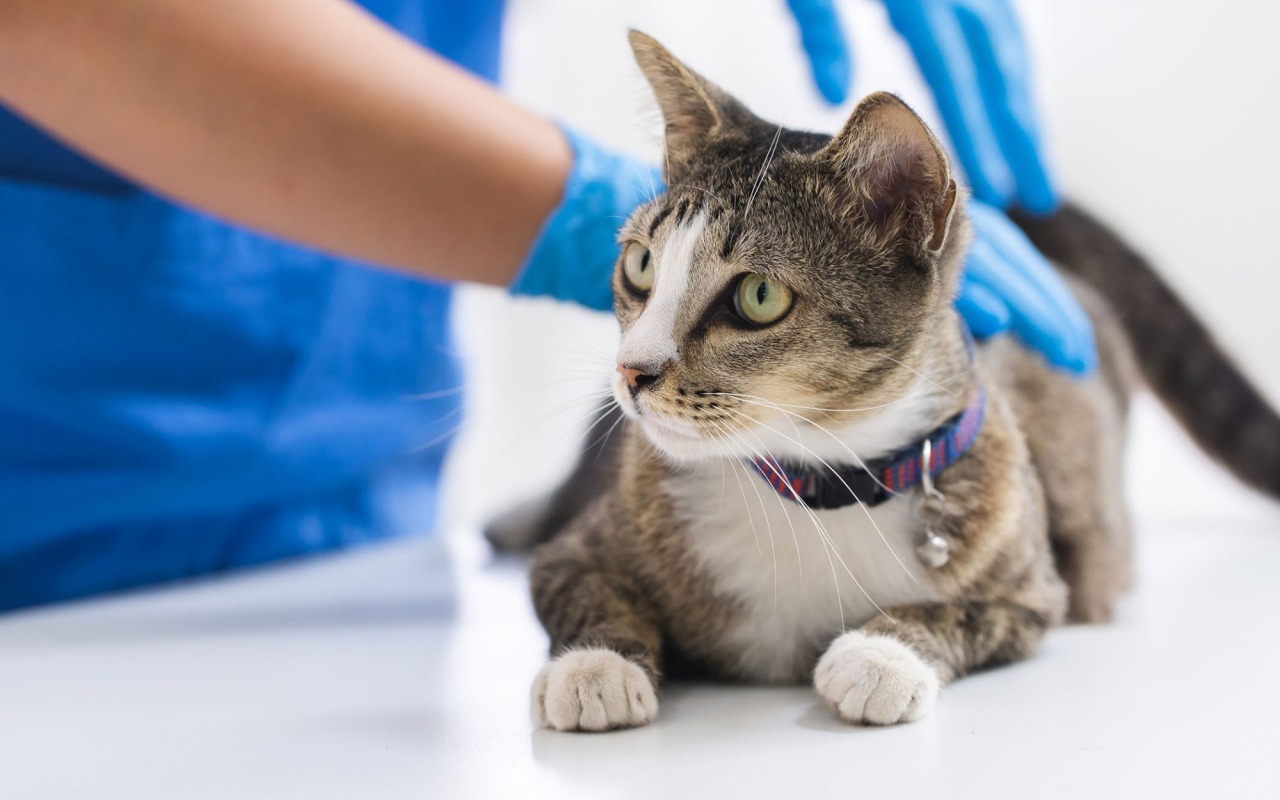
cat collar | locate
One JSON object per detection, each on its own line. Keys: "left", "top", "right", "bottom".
{"left": 749, "top": 388, "right": 986, "bottom": 511}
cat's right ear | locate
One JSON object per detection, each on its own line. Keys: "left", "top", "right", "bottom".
{"left": 629, "top": 31, "right": 747, "bottom": 170}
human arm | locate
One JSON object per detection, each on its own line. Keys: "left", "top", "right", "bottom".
{"left": 0, "top": 0, "right": 572, "bottom": 288}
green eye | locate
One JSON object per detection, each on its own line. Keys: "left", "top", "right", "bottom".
{"left": 622, "top": 243, "right": 654, "bottom": 292}
{"left": 734, "top": 274, "right": 793, "bottom": 326}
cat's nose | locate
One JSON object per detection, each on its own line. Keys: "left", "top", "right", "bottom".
{"left": 617, "top": 363, "right": 660, "bottom": 393}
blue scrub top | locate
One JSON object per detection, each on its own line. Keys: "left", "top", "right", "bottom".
{"left": 0, "top": 0, "right": 505, "bottom": 611}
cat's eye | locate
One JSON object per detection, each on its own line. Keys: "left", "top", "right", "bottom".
{"left": 734, "top": 274, "right": 793, "bottom": 326}
{"left": 622, "top": 243, "right": 654, "bottom": 293}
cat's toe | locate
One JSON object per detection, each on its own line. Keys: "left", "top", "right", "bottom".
{"left": 814, "top": 631, "right": 938, "bottom": 726}
{"left": 531, "top": 648, "right": 658, "bottom": 732}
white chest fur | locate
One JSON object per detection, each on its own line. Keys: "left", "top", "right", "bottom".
{"left": 664, "top": 463, "right": 939, "bottom": 682}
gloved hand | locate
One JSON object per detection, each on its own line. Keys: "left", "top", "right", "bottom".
{"left": 784, "top": 0, "right": 1057, "bottom": 214}
{"left": 786, "top": 0, "right": 854, "bottom": 105}
{"left": 787, "top": 1, "right": 1088, "bottom": 372}
{"left": 511, "top": 127, "right": 663, "bottom": 311}
{"left": 957, "top": 200, "right": 1096, "bottom": 374}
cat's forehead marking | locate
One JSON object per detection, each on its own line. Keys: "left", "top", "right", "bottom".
{"left": 616, "top": 212, "right": 707, "bottom": 369}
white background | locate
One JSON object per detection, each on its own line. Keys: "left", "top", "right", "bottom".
{"left": 445, "top": 0, "right": 1280, "bottom": 530}
{"left": 4, "top": 5, "right": 1279, "bottom": 797}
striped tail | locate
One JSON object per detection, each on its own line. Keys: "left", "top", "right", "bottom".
{"left": 1012, "top": 204, "right": 1280, "bottom": 501}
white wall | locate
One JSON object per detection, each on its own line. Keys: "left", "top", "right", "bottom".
{"left": 442, "top": 0, "right": 1280, "bottom": 531}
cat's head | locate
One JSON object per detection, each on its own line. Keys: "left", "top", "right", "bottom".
{"left": 612, "top": 32, "right": 970, "bottom": 464}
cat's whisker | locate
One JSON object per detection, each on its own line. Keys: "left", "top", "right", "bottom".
{"left": 551, "top": 351, "right": 615, "bottom": 365}
{"left": 708, "top": 418, "right": 782, "bottom": 608}
{"left": 517, "top": 389, "right": 616, "bottom": 432}
{"left": 702, "top": 390, "right": 917, "bottom": 417}
{"left": 489, "top": 394, "right": 620, "bottom": 473}
{"left": 608, "top": 179, "right": 664, "bottom": 203}
{"left": 572, "top": 399, "right": 623, "bottom": 454}
{"left": 533, "top": 392, "right": 618, "bottom": 432}
{"left": 711, "top": 392, "right": 894, "bottom": 496}
{"left": 541, "top": 377, "right": 613, "bottom": 391}
{"left": 557, "top": 365, "right": 616, "bottom": 378}
{"left": 727, "top": 422, "right": 803, "bottom": 576}
{"left": 401, "top": 403, "right": 470, "bottom": 455}
{"left": 723, "top": 394, "right": 897, "bottom": 514}
{"left": 733, "top": 426, "right": 807, "bottom": 580}
{"left": 717, "top": 451, "right": 728, "bottom": 514}
{"left": 743, "top": 124, "right": 783, "bottom": 222}
{"left": 725, "top": 413, "right": 901, "bottom": 622}
{"left": 874, "top": 353, "right": 962, "bottom": 397}
{"left": 398, "top": 384, "right": 467, "bottom": 402}
{"left": 662, "top": 136, "right": 672, "bottom": 192}
{"left": 555, "top": 345, "right": 617, "bottom": 365}
{"left": 669, "top": 183, "right": 723, "bottom": 205}
{"left": 706, "top": 419, "right": 765, "bottom": 558}
{"left": 722, "top": 405, "right": 920, "bottom": 589}
{"left": 726, "top": 453, "right": 764, "bottom": 559}
{"left": 626, "top": 153, "right": 661, "bottom": 202}
{"left": 730, "top": 421, "right": 861, "bottom": 631}
{"left": 543, "top": 374, "right": 615, "bottom": 388}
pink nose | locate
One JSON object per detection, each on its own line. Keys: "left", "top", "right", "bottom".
{"left": 617, "top": 364, "right": 657, "bottom": 392}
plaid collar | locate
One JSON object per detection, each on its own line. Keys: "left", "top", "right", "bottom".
{"left": 749, "top": 388, "right": 986, "bottom": 510}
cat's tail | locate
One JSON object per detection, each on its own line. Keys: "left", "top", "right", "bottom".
{"left": 1012, "top": 203, "right": 1280, "bottom": 501}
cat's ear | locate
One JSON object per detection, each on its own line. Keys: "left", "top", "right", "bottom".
{"left": 819, "top": 92, "right": 957, "bottom": 257}
{"left": 629, "top": 30, "right": 749, "bottom": 167}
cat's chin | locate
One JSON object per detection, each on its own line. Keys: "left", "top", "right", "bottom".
{"left": 633, "top": 412, "right": 714, "bottom": 463}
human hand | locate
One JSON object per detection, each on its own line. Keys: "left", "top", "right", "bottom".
{"left": 785, "top": 0, "right": 853, "bottom": 104}
{"left": 511, "top": 127, "right": 663, "bottom": 310}
{"left": 785, "top": 0, "right": 1057, "bottom": 214}
{"left": 956, "top": 200, "right": 1095, "bottom": 374}
{"left": 883, "top": 0, "right": 1056, "bottom": 213}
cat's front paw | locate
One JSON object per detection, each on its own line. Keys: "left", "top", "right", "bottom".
{"left": 814, "top": 631, "right": 939, "bottom": 725}
{"left": 532, "top": 648, "right": 658, "bottom": 732}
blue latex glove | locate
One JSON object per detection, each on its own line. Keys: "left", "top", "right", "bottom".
{"left": 511, "top": 127, "right": 663, "bottom": 311}
{"left": 786, "top": 0, "right": 854, "bottom": 104}
{"left": 785, "top": 0, "right": 1057, "bottom": 214}
{"left": 958, "top": 200, "right": 1096, "bottom": 373}
{"left": 787, "top": 1, "right": 1089, "bottom": 372}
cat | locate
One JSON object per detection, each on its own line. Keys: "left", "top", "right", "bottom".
{"left": 507, "top": 31, "right": 1280, "bottom": 731}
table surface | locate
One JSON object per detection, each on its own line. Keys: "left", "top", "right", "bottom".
{"left": 3, "top": 398, "right": 1280, "bottom": 800}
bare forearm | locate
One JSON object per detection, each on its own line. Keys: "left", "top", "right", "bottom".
{"left": 0, "top": 0, "right": 571, "bottom": 286}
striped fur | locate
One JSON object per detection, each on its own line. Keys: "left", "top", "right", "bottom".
{"left": 518, "top": 32, "right": 1278, "bottom": 732}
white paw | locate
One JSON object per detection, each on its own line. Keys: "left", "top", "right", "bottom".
{"left": 814, "top": 631, "right": 939, "bottom": 725}
{"left": 531, "top": 648, "right": 659, "bottom": 732}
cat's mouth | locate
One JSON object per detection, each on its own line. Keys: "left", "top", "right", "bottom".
{"left": 637, "top": 411, "right": 702, "bottom": 444}
{"left": 630, "top": 405, "right": 712, "bottom": 460}
{"left": 614, "top": 376, "right": 716, "bottom": 459}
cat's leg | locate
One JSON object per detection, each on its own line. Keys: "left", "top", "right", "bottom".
{"left": 1020, "top": 369, "right": 1134, "bottom": 623}
{"left": 814, "top": 601, "right": 1050, "bottom": 725}
{"left": 529, "top": 532, "right": 662, "bottom": 732}
{"left": 994, "top": 295, "right": 1139, "bottom": 623}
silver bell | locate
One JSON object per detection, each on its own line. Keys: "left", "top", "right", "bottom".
{"left": 916, "top": 529, "right": 950, "bottom": 569}
{"left": 916, "top": 439, "right": 952, "bottom": 569}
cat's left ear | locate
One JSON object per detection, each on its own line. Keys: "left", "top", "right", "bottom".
{"left": 819, "top": 93, "right": 957, "bottom": 258}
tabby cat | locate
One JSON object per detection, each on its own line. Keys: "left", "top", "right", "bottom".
{"left": 510, "top": 32, "right": 1280, "bottom": 731}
